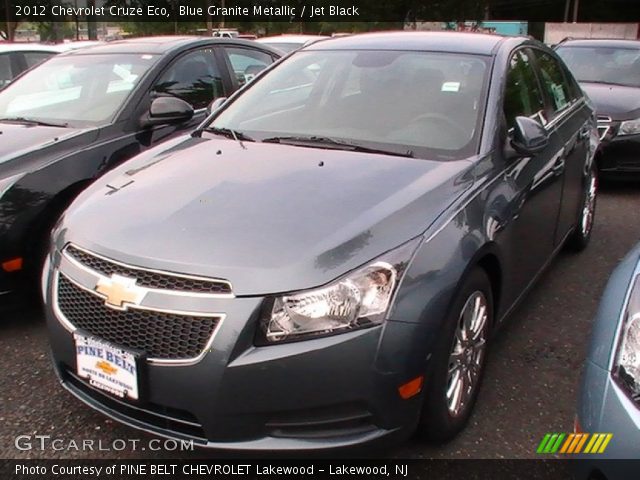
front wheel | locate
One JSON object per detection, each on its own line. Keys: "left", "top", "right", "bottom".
{"left": 566, "top": 164, "right": 598, "bottom": 252}
{"left": 416, "top": 268, "right": 493, "bottom": 441}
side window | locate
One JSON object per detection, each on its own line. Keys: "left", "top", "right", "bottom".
{"left": 153, "top": 49, "right": 224, "bottom": 110}
{"left": 23, "top": 51, "right": 55, "bottom": 69}
{"left": 503, "top": 50, "right": 546, "bottom": 129}
{"left": 0, "top": 54, "right": 13, "bottom": 87}
{"left": 534, "top": 51, "right": 574, "bottom": 116}
{"left": 223, "top": 47, "right": 273, "bottom": 87}
{"left": 560, "top": 62, "right": 583, "bottom": 103}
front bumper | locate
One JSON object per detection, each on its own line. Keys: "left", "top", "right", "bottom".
{"left": 597, "top": 130, "right": 640, "bottom": 177}
{"left": 46, "top": 248, "right": 425, "bottom": 452}
{"left": 573, "top": 360, "right": 640, "bottom": 479}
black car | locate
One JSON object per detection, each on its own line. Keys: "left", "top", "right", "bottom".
{"left": 556, "top": 39, "right": 640, "bottom": 179}
{"left": 46, "top": 32, "right": 599, "bottom": 450}
{"left": 0, "top": 36, "right": 279, "bottom": 299}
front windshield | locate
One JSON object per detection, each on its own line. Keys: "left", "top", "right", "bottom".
{"left": 0, "top": 53, "right": 158, "bottom": 126}
{"left": 209, "top": 50, "right": 490, "bottom": 160}
{"left": 556, "top": 46, "right": 640, "bottom": 88}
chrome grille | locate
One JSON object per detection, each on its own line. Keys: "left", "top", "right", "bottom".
{"left": 56, "top": 275, "right": 221, "bottom": 361}
{"left": 65, "top": 245, "right": 232, "bottom": 295}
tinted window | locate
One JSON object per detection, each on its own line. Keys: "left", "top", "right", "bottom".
{"left": 534, "top": 51, "right": 573, "bottom": 116}
{"left": 556, "top": 45, "right": 640, "bottom": 88}
{"left": 0, "top": 54, "right": 13, "bottom": 87}
{"left": 223, "top": 47, "right": 273, "bottom": 87}
{"left": 210, "top": 50, "right": 490, "bottom": 160}
{"left": 23, "top": 51, "right": 55, "bottom": 69}
{"left": 504, "top": 50, "right": 545, "bottom": 129}
{"left": 153, "top": 48, "right": 224, "bottom": 110}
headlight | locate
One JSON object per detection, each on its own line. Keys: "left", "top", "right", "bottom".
{"left": 0, "top": 173, "right": 23, "bottom": 198}
{"left": 619, "top": 118, "right": 640, "bottom": 136}
{"left": 257, "top": 239, "right": 420, "bottom": 344}
{"left": 613, "top": 275, "right": 640, "bottom": 404}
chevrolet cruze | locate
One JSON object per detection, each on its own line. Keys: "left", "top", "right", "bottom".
{"left": 46, "top": 32, "right": 599, "bottom": 451}
{"left": 555, "top": 39, "right": 640, "bottom": 180}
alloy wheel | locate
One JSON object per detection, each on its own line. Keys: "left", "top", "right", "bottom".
{"left": 581, "top": 168, "right": 597, "bottom": 237}
{"left": 446, "top": 291, "right": 489, "bottom": 417}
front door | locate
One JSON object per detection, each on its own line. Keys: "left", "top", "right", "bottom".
{"left": 499, "top": 48, "right": 565, "bottom": 302}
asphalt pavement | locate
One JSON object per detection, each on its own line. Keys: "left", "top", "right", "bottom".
{"left": 1, "top": 184, "right": 639, "bottom": 460}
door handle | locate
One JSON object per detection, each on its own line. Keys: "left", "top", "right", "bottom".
{"left": 578, "top": 128, "right": 590, "bottom": 140}
{"left": 552, "top": 157, "right": 565, "bottom": 176}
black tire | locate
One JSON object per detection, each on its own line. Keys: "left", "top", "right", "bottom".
{"left": 416, "top": 268, "right": 493, "bottom": 442}
{"left": 566, "top": 163, "right": 598, "bottom": 252}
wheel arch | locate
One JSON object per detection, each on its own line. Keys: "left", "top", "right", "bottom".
{"left": 24, "top": 179, "right": 92, "bottom": 267}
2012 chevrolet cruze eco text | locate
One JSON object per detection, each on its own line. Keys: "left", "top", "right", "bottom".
{"left": 46, "top": 32, "right": 599, "bottom": 451}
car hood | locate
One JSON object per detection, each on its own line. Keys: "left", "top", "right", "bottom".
{"left": 59, "top": 136, "right": 473, "bottom": 295}
{"left": 0, "top": 122, "right": 96, "bottom": 173}
{"left": 580, "top": 82, "right": 640, "bottom": 120}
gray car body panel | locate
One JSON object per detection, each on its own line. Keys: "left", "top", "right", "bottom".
{"left": 577, "top": 243, "right": 640, "bottom": 468}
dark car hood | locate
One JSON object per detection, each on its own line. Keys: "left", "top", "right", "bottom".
{"left": 580, "top": 82, "right": 640, "bottom": 120}
{"left": 0, "top": 122, "right": 97, "bottom": 174}
{"left": 60, "top": 136, "right": 473, "bottom": 295}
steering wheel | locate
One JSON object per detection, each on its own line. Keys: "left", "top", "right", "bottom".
{"left": 407, "top": 113, "right": 468, "bottom": 139}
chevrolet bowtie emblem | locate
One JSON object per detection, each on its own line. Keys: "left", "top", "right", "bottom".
{"left": 95, "top": 274, "right": 146, "bottom": 310}
{"left": 95, "top": 360, "right": 118, "bottom": 376}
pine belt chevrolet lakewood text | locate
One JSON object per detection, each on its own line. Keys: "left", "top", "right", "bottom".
{"left": 46, "top": 32, "right": 599, "bottom": 451}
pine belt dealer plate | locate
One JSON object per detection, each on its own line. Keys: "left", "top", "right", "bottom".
{"left": 74, "top": 332, "right": 140, "bottom": 400}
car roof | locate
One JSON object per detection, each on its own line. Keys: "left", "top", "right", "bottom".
{"left": 302, "top": 31, "right": 510, "bottom": 56}
{"left": 557, "top": 38, "right": 640, "bottom": 49}
{"left": 61, "top": 36, "right": 280, "bottom": 56}
{"left": 0, "top": 43, "right": 67, "bottom": 53}
{"left": 57, "top": 41, "right": 103, "bottom": 51}
{"left": 256, "top": 35, "right": 329, "bottom": 44}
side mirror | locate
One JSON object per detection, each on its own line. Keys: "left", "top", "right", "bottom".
{"left": 510, "top": 116, "right": 549, "bottom": 156}
{"left": 206, "top": 97, "right": 227, "bottom": 116}
{"left": 141, "top": 96, "right": 194, "bottom": 127}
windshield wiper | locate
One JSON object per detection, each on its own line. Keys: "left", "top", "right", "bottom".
{"left": 205, "top": 126, "right": 255, "bottom": 142}
{"left": 262, "top": 135, "right": 414, "bottom": 158}
{"left": 0, "top": 116, "right": 68, "bottom": 128}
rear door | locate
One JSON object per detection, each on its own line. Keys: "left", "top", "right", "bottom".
{"left": 531, "top": 49, "right": 592, "bottom": 245}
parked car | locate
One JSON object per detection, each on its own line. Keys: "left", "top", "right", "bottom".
{"left": 1, "top": 44, "right": 66, "bottom": 88}
{"left": 0, "top": 36, "right": 279, "bottom": 299}
{"left": 46, "top": 32, "right": 598, "bottom": 451}
{"left": 556, "top": 39, "right": 640, "bottom": 179}
{"left": 574, "top": 243, "right": 640, "bottom": 478}
{"left": 0, "top": 42, "right": 102, "bottom": 89}
{"left": 256, "top": 34, "right": 330, "bottom": 54}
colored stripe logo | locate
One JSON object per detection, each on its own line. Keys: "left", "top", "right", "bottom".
{"left": 537, "top": 433, "right": 613, "bottom": 454}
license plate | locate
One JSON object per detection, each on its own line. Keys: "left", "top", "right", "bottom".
{"left": 74, "top": 333, "right": 140, "bottom": 400}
